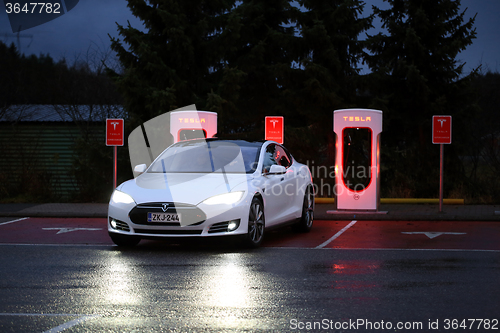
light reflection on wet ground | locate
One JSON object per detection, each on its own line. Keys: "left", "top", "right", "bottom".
{"left": 0, "top": 244, "right": 499, "bottom": 332}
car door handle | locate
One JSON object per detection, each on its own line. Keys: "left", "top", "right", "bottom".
{"left": 280, "top": 177, "right": 284, "bottom": 181}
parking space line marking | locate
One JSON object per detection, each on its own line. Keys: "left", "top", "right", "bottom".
{"left": 0, "top": 312, "right": 99, "bottom": 331}
{"left": 43, "top": 315, "right": 98, "bottom": 333}
{"left": 269, "top": 247, "right": 500, "bottom": 253}
{"left": 402, "top": 231, "right": 467, "bottom": 239}
{"left": 0, "top": 243, "right": 113, "bottom": 247}
{"left": 0, "top": 217, "right": 29, "bottom": 226}
{"left": 315, "top": 220, "right": 357, "bottom": 249}
{"left": 42, "top": 227, "right": 103, "bottom": 234}
{"left": 0, "top": 313, "right": 83, "bottom": 317}
{"left": 318, "top": 247, "right": 500, "bottom": 253}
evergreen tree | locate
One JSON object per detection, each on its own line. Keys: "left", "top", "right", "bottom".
{"left": 207, "top": 0, "right": 298, "bottom": 137}
{"left": 109, "top": 0, "right": 235, "bottom": 125}
{"left": 0, "top": 42, "right": 21, "bottom": 107}
{"left": 365, "top": 0, "right": 477, "bottom": 196}
{"left": 466, "top": 71, "right": 500, "bottom": 200}
{"left": 286, "top": 0, "right": 372, "bottom": 164}
{"left": 294, "top": 0, "right": 372, "bottom": 119}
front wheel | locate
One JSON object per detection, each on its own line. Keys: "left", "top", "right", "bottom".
{"left": 293, "top": 185, "right": 314, "bottom": 233}
{"left": 244, "top": 197, "right": 265, "bottom": 248}
{"left": 109, "top": 232, "right": 141, "bottom": 247}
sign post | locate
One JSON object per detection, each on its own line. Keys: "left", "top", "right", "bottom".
{"left": 265, "top": 116, "right": 284, "bottom": 144}
{"left": 432, "top": 116, "right": 452, "bottom": 213}
{"left": 106, "top": 119, "right": 124, "bottom": 189}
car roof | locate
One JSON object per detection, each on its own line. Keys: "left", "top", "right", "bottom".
{"left": 173, "top": 138, "right": 264, "bottom": 148}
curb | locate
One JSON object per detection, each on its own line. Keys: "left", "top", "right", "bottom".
{"left": 1, "top": 204, "right": 498, "bottom": 221}
{"left": 314, "top": 198, "right": 465, "bottom": 204}
{"left": 2, "top": 211, "right": 498, "bottom": 222}
{"left": 315, "top": 213, "right": 500, "bottom": 222}
{"left": 0, "top": 212, "right": 107, "bottom": 218}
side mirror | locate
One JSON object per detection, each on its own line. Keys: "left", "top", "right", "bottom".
{"left": 267, "top": 165, "right": 286, "bottom": 175}
{"left": 133, "top": 164, "right": 147, "bottom": 177}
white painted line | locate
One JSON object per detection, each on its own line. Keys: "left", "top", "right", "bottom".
{"left": 42, "top": 227, "right": 103, "bottom": 234}
{"left": 269, "top": 247, "right": 500, "bottom": 253}
{"left": 0, "top": 243, "right": 113, "bottom": 247}
{"left": 0, "top": 313, "right": 82, "bottom": 317}
{"left": 326, "top": 247, "right": 500, "bottom": 253}
{"left": 0, "top": 242, "right": 498, "bottom": 252}
{"left": 0, "top": 313, "right": 98, "bottom": 333}
{"left": 327, "top": 210, "right": 388, "bottom": 215}
{"left": 0, "top": 217, "right": 29, "bottom": 226}
{"left": 402, "top": 231, "right": 467, "bottom": 239}
{"left": 43, "top": 315, "right": 98, "bottom": 333}
{"left": 315, "top": 220, "right": 357, "bottom": 249}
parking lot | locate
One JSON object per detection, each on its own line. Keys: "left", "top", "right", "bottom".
{"left": 1, "top": 213, "right": 499, "bottom": 332}
{"left": 1, "top": 216, "right": 499, "bottom": 251}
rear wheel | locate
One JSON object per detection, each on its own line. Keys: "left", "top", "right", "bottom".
{"left": 244, "top": 197, "right": 265, "bottom": 248}
{"left": 109, "top": 232, "right": 141, "bottom": 247}
{"left": 294, "top": 185, "right": 314, "bottom": 233}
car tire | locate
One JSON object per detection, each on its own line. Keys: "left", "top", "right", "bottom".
{"left": 244, "top": 197, "right": 265, "bottom": 248}
{"left": 109, "top": 232, "right": 141, "bottom": 247}
{"left": 293, "top": 185, "right": 314, "bottom": 233}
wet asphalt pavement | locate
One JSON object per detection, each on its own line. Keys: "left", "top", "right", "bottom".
{"left": 0, "top": 244, "right": 499, "bottom": 332}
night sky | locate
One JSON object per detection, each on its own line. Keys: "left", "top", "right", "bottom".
{"left": 1, "top": 0, "right": 498, "bottom": 73}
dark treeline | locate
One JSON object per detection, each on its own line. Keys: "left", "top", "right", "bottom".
{"left": 0, "top": 41, "right": 122, "bottom": 106}
{"left": 1, "top": 0, "right": 499, "bottom": 202}
{"left": 0, "top": 41, "right": 126, "bottom": 203}
{"left": 108, "top": 0, "right": 500, "bottom": 202}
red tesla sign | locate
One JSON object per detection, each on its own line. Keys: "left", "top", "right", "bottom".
{"left": 265, "top": 116, "right": 284, "bottom": 144}
{"left": 432, "top": 116, "right": 452, "bottom": 144}
{"left": 106, "top": 119, "right": 124, "bottom": 146}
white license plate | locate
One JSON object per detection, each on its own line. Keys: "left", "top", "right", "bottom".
{"left": 147, "top": 212, "right": 181, "bottom": 223}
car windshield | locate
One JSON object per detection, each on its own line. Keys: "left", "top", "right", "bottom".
{"left": 148, "top": 140, "right": 261, "bottom": 174}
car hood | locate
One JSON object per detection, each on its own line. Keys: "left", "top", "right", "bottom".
{"left": 118, "top": 172, "right": 251, "bottom": 205}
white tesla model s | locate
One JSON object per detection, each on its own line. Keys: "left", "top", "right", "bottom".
{"left": 108, "top": 139, "right": 314, "bottom": 247}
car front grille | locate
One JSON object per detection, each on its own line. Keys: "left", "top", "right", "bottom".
{"left": 129, "top": 202, "right": 206, "bottom": 226}
{"left": 134, "top": 229, "right": 203, "bottom": 235}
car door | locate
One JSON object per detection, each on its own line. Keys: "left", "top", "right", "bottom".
{"left": 274, "top": 145, "right": 299, "bottom": 221}
{"left": 261, "top": 144, "right": 297, "bottom": 225}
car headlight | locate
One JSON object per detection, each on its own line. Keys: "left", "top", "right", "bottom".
{"left": 202, "top": 191, "right": 244, "bottom": 205}
{"left": 110, "top": 190, "right": 136, "bottom": 205}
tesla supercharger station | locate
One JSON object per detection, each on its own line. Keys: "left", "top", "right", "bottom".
{"left": 170, "top": 110, "right": 217, "bottom": 143}
{"left": 333, "top": 109, "right": 383, "bottom": 211}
